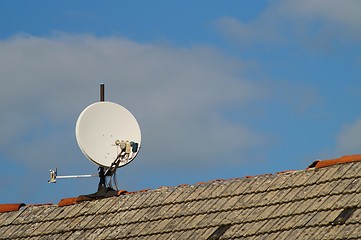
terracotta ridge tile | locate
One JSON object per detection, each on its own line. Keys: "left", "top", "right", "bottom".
{"left": 0, "top": 203, "right": 26, "bottom": 213}
{"left": 308, "top": 155, "right": 361, "bottom": 169}
{"left": 58, "top": 197, "right": 79, "bottom": 207}
{"left": 57, "top": 190, "right": 129, "bottom": 207}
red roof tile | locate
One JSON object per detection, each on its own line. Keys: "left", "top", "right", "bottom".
{"left": 311, "top": 155, "right": 361, "bottom": 169}
{"left": 0, "top": 203, "right": 25, "bottom": 213}
{"left": 57, "top": 190, "right": 128, "bottom": 207}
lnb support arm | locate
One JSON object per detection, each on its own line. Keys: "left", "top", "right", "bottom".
{"left": 48, "top": 168, "right": 98, "bottom": 183}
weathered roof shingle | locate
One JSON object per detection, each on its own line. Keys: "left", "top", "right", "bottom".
{"left": 1, "top": 156, "right": 361, "bottom": 239}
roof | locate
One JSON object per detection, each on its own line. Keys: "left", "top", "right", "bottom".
{"left": 1, "top": 155, "right": 361, "bottom": 239}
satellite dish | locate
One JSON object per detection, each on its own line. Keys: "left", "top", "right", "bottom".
{"left": 75, "top": 101, "right": 141, "bottom": 168}
{"left": 48, "top": 84, "right": 141, "bottom": 199}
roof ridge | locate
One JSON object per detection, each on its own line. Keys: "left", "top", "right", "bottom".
{"left": 2, "top": 154, "right": 361, "bottom": 213}
{"left": 1, "top": 157, "right": 360, "bottom": 239}
{"left": 308, "top": 155, "right": 361, "bottom": 169}
{"left": 0, "top": 203, "right": 25, "bottom": 213}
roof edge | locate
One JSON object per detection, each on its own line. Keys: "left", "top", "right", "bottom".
{"left": 3, "top": 155, "right": 361, "bottom": 212}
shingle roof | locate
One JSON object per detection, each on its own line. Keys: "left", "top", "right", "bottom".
{"left": 1, "top": 156, "right": 361, "bottom": 239}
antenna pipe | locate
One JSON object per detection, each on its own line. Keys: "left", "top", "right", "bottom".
{"left": 100, "top": 83, "right": 105, "bottom": 102}
{"left": 56, "top": 174, "right": 99, "bottom": 179}
{"left": 99, "top": 83, "right": 106, "bottom": 187}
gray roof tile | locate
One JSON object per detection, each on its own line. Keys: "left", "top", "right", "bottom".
{"left": 305, "top": 210, "right": 331, "bottom": 227}
{"left": 128, "top": 192, "right": 153, "bottom": 210}
{"left": 183, "top": 213, "right": 209, "bottom": 229}
{"left": 216, "top": 224, "right": 237, "bottom": 239}
{"left": 54, "top": 231, "right": 73, "bottom": 240}
{"left": 256, "top": 204, "right": 279, "bottom": 220}
{"left": 132, "top": 206, "right": 153, "bottom": 223}
{"left": 336, "top": 224, "right": 358, "bottom": 239}
{"left": 51, "top": 203, "right": 83, "bottom": 221}
{"left": 244, "top": 176, "right": 270, "bottom": 194}
{"left": 230, "top": 222, "right": 252, "bottom": 237}
{"left": 149, "top": 188, "right": 172, "bottom": 206}
{"left": 283, "top": 227, "right": 305, "bottom": 240}
{"left": 243, "top": 219, "right": 268, "bottom": 236}
{"left": 267, "top": 188, "right": 293, "bottom": 204}
{"left": 260, "top": 231, "right": 284, "bottom": 240}
{"left": 161, "top": 184, "right": 194, "bottom": 205}
{"left": 218, "top": 178, "right": 245, "bottom": 196}
{"left": 221, "top": 194, "right": 243, "bottom": 210}
{"left": 178, "top": 227, "right": 204, "bottom": 240}
{"left": 103, "top": 224, "right": 128, "bottom": 239}
{"left": 323, "top": 224, "right": 347, "bottom": 239}
{"left": 331, "top": 162, "right": 355, "bottom": 179}
{"left": 347, "top": 208, "right": 361, "bottom": 224}
{"left": 114, "top": 193, "right": 139, "bottom": 211}
{"left": 94, "top": 225, "right": 117, "bottom": 239}
{"left": 181, "top": 183, "right": 209, "bottom": 202}
{"left": 305, "top": 167, "right": 330, "bottom": 185}
{"left": 347, "top": 225, "right": 361, "bottom": 239}
{"left": 160, "top": 202, "right": 184, "bottom": 219}
{"left": 152, "top": 231, "right": 177, "bottom": 240}
{"left": 208, "top": 196, "right": 230, "bottom": 212}
{"left": 269, "top": 230, "right": 290, "bottom": 240}
{"left": 311, "top": 225, "right": 332, "bottom": 239}
{"left": 277, "top": 214, "right": 304, "bottom": 230}
{"left": 263, "top": 174, "right": 291, "bottom": 192}
{"left": 127, "top": 221, "right": 148, "bottom": 237}
{"left": 348, "top": 162, "right": 361, "bottom": 178}
{"left": 1, "top": 159, "right": 361, "bottom": 239}
{"left": 345, "top": 178, "right": 361, "bottom": 193}
{"left": 174, "top": 199, "right": 204, "bottom": 217}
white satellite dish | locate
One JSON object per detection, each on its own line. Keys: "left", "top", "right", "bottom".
{"left": 48, "top": 84, "right": 142, "bottom": 194}
{"left": 76, "top": 101, "right": 141, "bottom": 168}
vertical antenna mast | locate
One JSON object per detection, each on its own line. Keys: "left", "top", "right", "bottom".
{"left": 100, "top": 83, "right": 105, "bottom": 102}
{"left": 97, "top": 83, "right": 107, "bottom": 196}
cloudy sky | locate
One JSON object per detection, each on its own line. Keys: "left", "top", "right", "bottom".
{"left": 1, "top": 0, "right": 361, "bottom": 204}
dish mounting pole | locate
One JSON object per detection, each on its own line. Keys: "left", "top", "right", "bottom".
{"left": 89, "top": 83, "right": 120, "bottom": 198}
{"left": 97, "top": 83, "right": 107, "bottom": 196}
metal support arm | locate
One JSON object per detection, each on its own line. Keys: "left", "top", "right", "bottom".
{"left": 48, "top": 169, "right": 98, "bottom": 183}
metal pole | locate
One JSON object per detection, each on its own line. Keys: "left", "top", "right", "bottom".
{"left": 57, "top": 174, "right": 99, "bottom": 179}
{"left": 98, "top": 83, "right": 106, "bottom": 194}
{"left": 100, "top": 83, "right": 105, "bottom": 102}
{"left": 48, "top": 169, "right": 98, "bottom": 183}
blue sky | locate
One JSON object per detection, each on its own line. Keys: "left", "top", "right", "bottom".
{"left": 1, "top": 0, "right": 361, "bottom": 204}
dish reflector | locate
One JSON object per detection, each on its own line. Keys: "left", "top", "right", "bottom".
{"left": 76, "top": 101, "right": 141, "bottom": 168}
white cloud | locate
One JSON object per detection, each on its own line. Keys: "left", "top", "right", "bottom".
{"left": 215, "top": 16, "right": 284, "bottom": 46}
{"left": 216, "top": 0, "right": 361, "bottom": 47}
{"left": 280, "top": 0, "right": 361, "bottom": 27}
{"left": 0, "top": 34, "right": 330, "bottom": 203}
{"left": 0, "top": 34, "right": 265, "bottom": 173}
{"left": 337, "top": 118, "right": 361, "bottom": 152}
